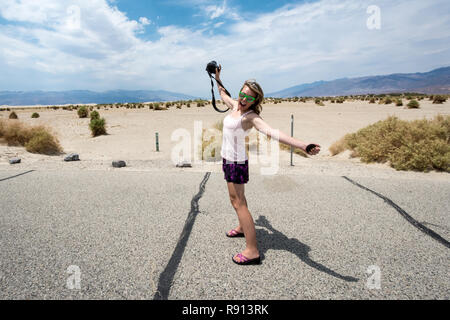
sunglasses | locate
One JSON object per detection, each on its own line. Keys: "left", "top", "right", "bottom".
{"left": 239, "top": 91, "right": 256, "bottom": 102}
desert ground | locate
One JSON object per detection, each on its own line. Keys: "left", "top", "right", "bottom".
{"left": 0, "top": 99, "right": 449, "bottom": 180}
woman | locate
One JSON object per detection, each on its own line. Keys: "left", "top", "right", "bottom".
{"left": 215, "top": 65, "right": 320, "bottom": 265}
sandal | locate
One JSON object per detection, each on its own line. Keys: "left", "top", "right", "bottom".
{"left": 226, "top": 228, "right": 245, "bottom": 238}
{"left": 232, "top": 253, "right": 261, "bottom": 265}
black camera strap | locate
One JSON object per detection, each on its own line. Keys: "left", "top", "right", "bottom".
{"left": 208, "top": 73, "right": 230, "bottom": 113}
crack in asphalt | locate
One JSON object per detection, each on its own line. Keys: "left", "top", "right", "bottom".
{"left": 0, "top": 170, "right": 35, "bottom": 182}
{"left": 342, "top": 176, "right": 450, "bottom": 249}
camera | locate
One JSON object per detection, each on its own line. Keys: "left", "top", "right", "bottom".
{"left": 206, "top": 61, "right": 219, "bottom": 74}
{"left": 205, "top": 60, "right": 230, "bottom": 112}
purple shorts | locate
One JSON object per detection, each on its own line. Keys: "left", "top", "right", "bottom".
{"left": 222, "top": 158, "right": 249, "bottom": 184}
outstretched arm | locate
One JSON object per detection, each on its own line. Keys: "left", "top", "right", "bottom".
{"left": 215, "top": 65, "right": 237, "bottom": 111}
{"left": 250, "top": 115, "right": 321, "bottom": 155}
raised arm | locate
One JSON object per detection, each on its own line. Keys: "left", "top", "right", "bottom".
{"left": 249, "top": 114, "right": 321, "bottom": 155}
{"left": 215, "top": 65, "right": 237, "bottom": 110}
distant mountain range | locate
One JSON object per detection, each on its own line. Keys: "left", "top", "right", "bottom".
{"left": 2, "top": 67, "right": 449, "bottom": 105}
{"left": 268, "top": 66, "right": 450, "bottom": 98}
{"left": 0, "top": 90, "right": 200, "bottom": 106}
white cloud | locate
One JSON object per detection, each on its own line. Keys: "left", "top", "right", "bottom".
{"left": 139, "top": 17, "right": 151, "bottom": 25}
{"left": 205, "top": 4, "right": 225, "bottom": 19}
{"left": 203, "top": 0, "right": 239, "bottom": 20}
{"left": 0, "top": 0, "right": 449, "bottom": 96}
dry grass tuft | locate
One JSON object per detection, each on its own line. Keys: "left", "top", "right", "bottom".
{"left": 329, "top": 115, "right": 450, "bottom": 172}
{"left": 200, "top": 120, "right": 223, "bottom": 161}
{"left": 9, "top": 111, "right": 18, "bottom": 119}
{"left": 0, "top": 119, "right": 63, "bottom": 155}
{"left": 329, "top": 135, "right": 350, "bottom": 156}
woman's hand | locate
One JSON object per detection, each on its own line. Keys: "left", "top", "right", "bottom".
{"left": 305, "top": 143, "right": 321, "bottom": 155}
{"left": 215, "top": 64, "right": 222, "bottom": 79}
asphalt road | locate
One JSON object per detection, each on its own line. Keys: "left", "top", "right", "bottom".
{"left": 0, "top": 169, "right": 449, "bottom": 299}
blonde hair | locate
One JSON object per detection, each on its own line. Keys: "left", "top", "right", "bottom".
{"left": 240, "top": 79, "right": 264, "bottom": 115}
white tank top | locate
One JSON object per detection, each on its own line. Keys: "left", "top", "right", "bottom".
{"left": 221, "top": 110, "right": 254, "bottom": 162}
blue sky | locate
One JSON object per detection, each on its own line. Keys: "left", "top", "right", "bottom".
{"left": 116, "top": 0, "right": 299, "bottom": 36}
{"left": 0, "top": 0, "right": 449, "bottom": 98}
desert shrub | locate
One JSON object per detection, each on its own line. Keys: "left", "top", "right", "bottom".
{"left": 0, "top": 120, "right": 31, "bottom": 145}
{"left": 407, "top": 99, "right": 420, "bottom": 109}
{"left": 9, "top": 111, "right": 18, "bottom": 119}
{"left": 200, "top": 122, "right": 223, "bottom": 161}
{"left": 90, "top": 110, "right": 100, "bottom": 120}
{"left": 153, "top": 103, "right": 167, "bottom": 111}
{"left": 31, "top": 112, "right": 40, "bottom": 118}
{"left": 433, "top": 96, "right": 447, "bottom": 104}
{"left": 0, "top": 120, "right": 5, "bottom": 138}
{"left": 315, "top": 98, "right": 325, "bottom": 106}
{"left": 212, "top": 120, "right": 223, "bottom": 132}
{"left": 89, "top": 117, "right": 107, "bottom": 137}
{"left": 395, "top": 99, "right": 403, "bottom": 106}
{"left": 77, "top": 106, "right": 89, "bottom": 118}
{"left": 329, "top": 115, "right": 450, "bottom": 172}
{"left": 329, "top": 135, "right": 351, "bottom": 156}
{"left": 0, "top": 119, "right": 62, "bottom": 154}
{"left": 384, "top": 98, "right": 392, "bottom": 104}
{"left": 25, "top": 127, "right": 63, "bottom": 155}
{"left": 187, "top": 103, "right": 191, "bottom": 108}
{"left": 0, "top": 119, "right": 7, "bottom": 139}
{"left": 369, "top": 98, "right": 376, "bottom": 103}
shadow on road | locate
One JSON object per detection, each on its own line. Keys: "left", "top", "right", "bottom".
{"left": 153, "top": 172, "right": 211, "bottom": 300}
{"left": 255, "top": 215, "right": 358, "bottom": 282}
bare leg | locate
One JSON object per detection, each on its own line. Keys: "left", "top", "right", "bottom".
{"left": 227, "top": 182, "right": 259, "bottom": 259}
{"left": 228, "top": 196, "right": 248, "bottom": 234}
